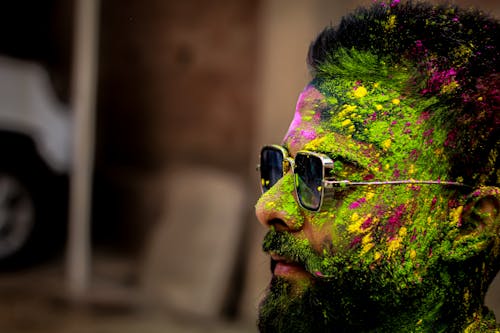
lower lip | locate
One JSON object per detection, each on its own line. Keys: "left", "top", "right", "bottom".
{"left": 273, "top": 261, "right": 308, "bottom": 277}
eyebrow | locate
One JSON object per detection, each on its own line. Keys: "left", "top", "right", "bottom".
{"left": 316, "top": 149, "right": 369, "bottom": 170}
{"left": 302, "top": 132, "right": 381, "bottom": 170}
{"left": 281, "top": 142, "right": 369, "bottom": 171}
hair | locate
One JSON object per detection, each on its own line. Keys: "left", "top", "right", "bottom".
{"left": 307, "top": 1, "right": 499, "bottom": 187}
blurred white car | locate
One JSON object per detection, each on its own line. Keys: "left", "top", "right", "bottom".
{"left": 0, "top": 56, "right": 71, "bottom": 267}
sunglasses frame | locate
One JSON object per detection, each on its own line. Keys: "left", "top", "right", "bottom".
{"left": 258, "top": 145, "right": 335, "bottom": 211}
{"left": 293, "top": 150, "right": 334, "bottom": 211}
{"left": 259, "top": 145, "right": 470, "bottom": 212}
{"left": 258, "top": 145, "right": 292, "bottom": 191}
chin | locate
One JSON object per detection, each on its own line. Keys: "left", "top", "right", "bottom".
{"left": 257, "top": 274, "right": 381, "bottom": 332}
{"left": 257, "top": 276, "right": 327, "bottom": 332}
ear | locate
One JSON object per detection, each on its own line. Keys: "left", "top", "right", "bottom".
{"left": 446, "top": 187, "right": 500, "bottom": 262}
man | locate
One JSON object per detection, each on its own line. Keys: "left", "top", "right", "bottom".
{"left": 255, "top": 1, "right": 499, "bottom": 332}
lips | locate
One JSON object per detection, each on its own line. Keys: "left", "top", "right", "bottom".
{"left": 271, "top": 254, "right": 308, "bottom": 277}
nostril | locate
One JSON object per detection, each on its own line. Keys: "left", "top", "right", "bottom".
{"left": 268, "top": 218, "right": 290, "bottom": 232}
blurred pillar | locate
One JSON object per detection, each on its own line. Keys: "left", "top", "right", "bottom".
{"left": 66, "top": 0, "right": 100, "bottom": 300}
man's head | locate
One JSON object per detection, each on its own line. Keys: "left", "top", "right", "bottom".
{"left": 256, "top": 2, "right": 499, "bottom": 332}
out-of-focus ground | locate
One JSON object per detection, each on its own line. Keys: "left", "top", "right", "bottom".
{"left": 0, "top": 251, "right": 257, "bottom": 333}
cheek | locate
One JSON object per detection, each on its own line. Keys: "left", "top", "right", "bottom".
{"left": 345, "top": 189, "right": 452, "bottom": 258}
{"left": 310, "top": 188, "right": 421, "bottom": 254}
{"left": 304, "top": 186, "right": 460, "bottom": 284}
{"left": 304, "top": 214, "right": 337, "bottom": 252}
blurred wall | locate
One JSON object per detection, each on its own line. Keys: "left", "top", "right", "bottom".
{"left": 94, "top": 0, "right": 259, "bottom": 253}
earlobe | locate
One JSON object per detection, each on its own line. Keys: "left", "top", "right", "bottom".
{"left": 446, "top": 187, "right": 500, "bottom": 262}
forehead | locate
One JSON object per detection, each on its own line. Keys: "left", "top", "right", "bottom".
{"left": 283, "top": 84, "right": 327, "bottom": 154}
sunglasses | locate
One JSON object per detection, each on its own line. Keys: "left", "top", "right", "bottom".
{"left": 258, "top": 145, "right": 470, "bottom": 212}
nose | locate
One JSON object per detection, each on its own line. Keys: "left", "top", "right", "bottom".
{"left": 255, "top": 174, "right": 305, "bottom": 232}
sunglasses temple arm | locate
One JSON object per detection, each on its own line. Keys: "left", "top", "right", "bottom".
{"left": 323, "top": 180, "right": 470, "bottom": 188}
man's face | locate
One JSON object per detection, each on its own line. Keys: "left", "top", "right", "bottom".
{"left": 256, "top": 80, "right": 467, "bottom": 330}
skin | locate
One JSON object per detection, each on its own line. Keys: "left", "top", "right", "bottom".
{"left": 256, "top": 79, "right": 500, "bottom": 331}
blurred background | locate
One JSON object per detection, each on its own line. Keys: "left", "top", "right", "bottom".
{"left": 0, "top": 0, "right": 498, "bottom": 332}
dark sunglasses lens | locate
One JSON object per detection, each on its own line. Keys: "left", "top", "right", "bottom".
{"left": 260, "top": 147, "right": 285, "bottom": 192}
{"left": 295, "top": 153, "right": 323, "bottom": 210}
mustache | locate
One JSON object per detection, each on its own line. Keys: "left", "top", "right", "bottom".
{"left": 262, "top": 229, "right": 327, "bottom": 278}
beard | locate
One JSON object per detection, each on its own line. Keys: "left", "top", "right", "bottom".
{"left": 257, "top": 276, "right": 330, "bottom": 332}
{"left": 257, "top": 275, "right": 383, "bottom": 333}
{"left": 257, "top": 229, "right": 411, "bottom": 332}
